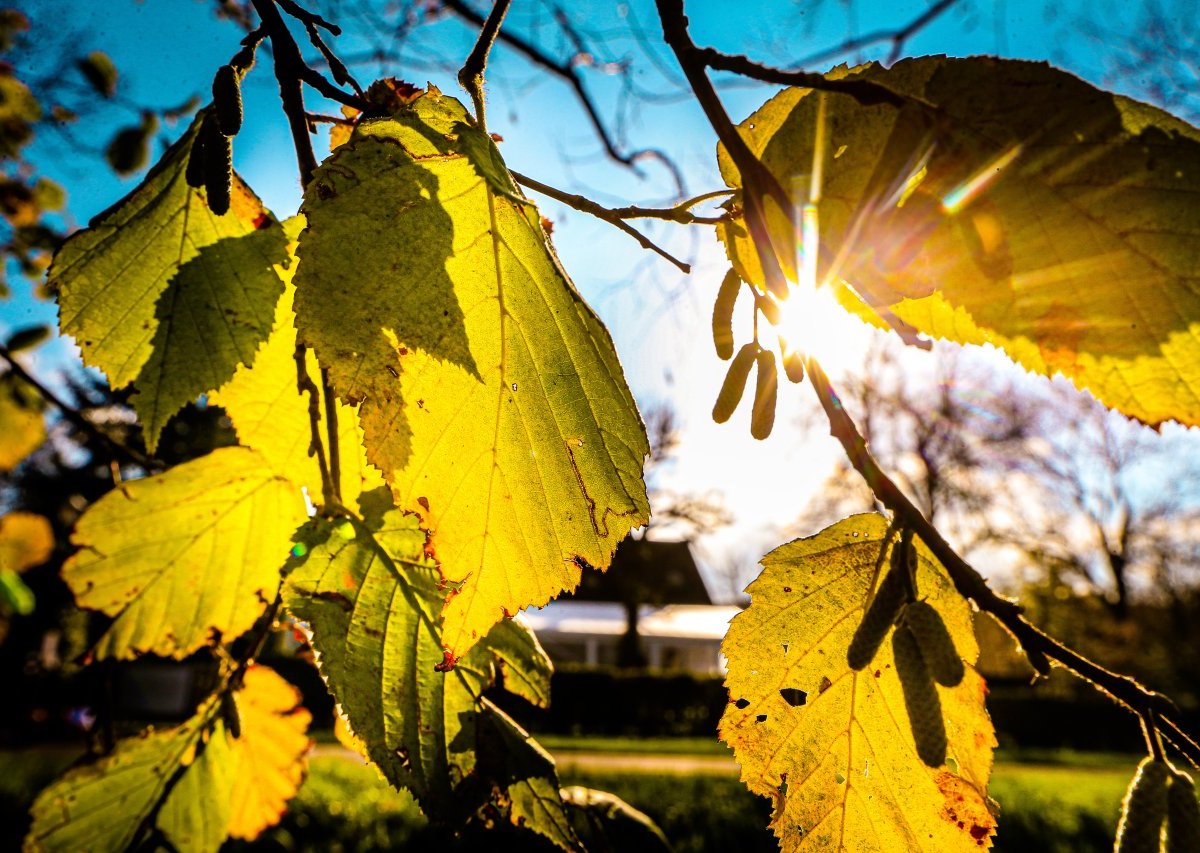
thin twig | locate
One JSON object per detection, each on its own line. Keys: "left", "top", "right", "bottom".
{"left": 513, "top": 171, "right": 692, "bottom": 273}
{"left": 792, "top": 0, "right": 960, "bottom": 69}
{"left": 802, "top": 354, "right": 1200, "bottom": 768}
{"left": 700, "top": 47, "right": 905, "bottom": 107}
{"left": 0, "top": 344, "right": 153, "bottom": 470}
{"left": 457, "top": 0, "right": 512, "bottom": 131}
{"left": 513, "top": 174, "right": 728, "bottom": 224}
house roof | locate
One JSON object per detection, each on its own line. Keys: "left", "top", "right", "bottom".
{"left": 568, "top": 537, "right": 712, "bottom": 605}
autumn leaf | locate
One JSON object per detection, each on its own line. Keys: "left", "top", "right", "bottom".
{"left": 210, "top": 217, "right": 385, "bottom": 507}
{"left": 283, "top": 498, "right": 570, "bottom": 839}
{"left": 225, "top": 666, "right": 312, "bottom": 839}
{"left": 720, "top": 514, "right": 996, "bottom": 851}
{"left": 0, "top": 371, "right": 44, "bottom": 471}
{"left": 63, "top": 446, "right": 306, "bottom": 658}
{"left": 293, "top": 87, "right": 648, "bottom": 658}
{"left": 720, "top": 56, "right": 1200, "bottom": 428}
{"left": 51, "top": 110, "right": 288, "bottom": 450}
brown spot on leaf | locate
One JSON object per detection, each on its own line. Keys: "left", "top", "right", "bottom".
{"left": 434, "top": 648, "right": 457, "bottom": 672}
{"left": 417, "top": 496, "right": 430, "bottom": 512}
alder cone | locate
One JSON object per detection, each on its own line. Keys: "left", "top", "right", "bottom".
{"left": 202, "top": 120, "right": 232, "bottom": 216}
{"left": 1116, "top": 758, "right": 1170, "bottom": 853}
{"left": 892, "top": 624, "right": 947, "bottom": 767}
{"left": 1167, "top": 770, "right": 1200, "bottom": 853}
{"left": 904, "top": 600, "right": 965, "bottom": 687}
{"left": 846, "top": 564, "right": 906, "bottom": 671}
{"left": 712, "top": 268, "right": 739, "bottom": 360}
{"left": 750, "top": 348, "right": 777, "bottom": 440}
{"left": 712, "top": 343, "right": 756, "bottom": 423}
{"left": 212, "top": 65, "right": 243, "bottom": 136}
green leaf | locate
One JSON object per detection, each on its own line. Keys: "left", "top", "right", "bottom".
{"left": 63, "top": 446, "right": 306, "bottom": 659}
{"left": 26, "top": 698, "right": 219, "bottom": 852}
{"left": 282, "top": 498, "right": 559, "bottom": 821}
{"left": 719, "top": 514, "right": 996, "bottom": 851}
{"left": 720, "top": 56, "right": 1200, "bottom": 428}
{"left": 210, "top": 217, "right": 386, "bottom": 508}
{"left": 25, "top": 667, "right": 310, "bottom": 852}
{"left": 293, "top": 87, "right": 649, "bottom": 658}
{"left": 51, "top": 111, "right": 288, "bottom": 450}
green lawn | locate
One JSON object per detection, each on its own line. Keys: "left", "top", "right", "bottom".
{"left": 0, "top": 740, "right": 1143, "bottom": 852}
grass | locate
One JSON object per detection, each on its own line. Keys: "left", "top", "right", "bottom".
{"left": 0, "top": 739, "right": 1142, "bottom": 852}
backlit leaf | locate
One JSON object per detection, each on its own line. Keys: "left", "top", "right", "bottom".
{"left": 0, "top": 510, "right": 53, "bottom": 573}
{"left": 63, "top": 446, "right": 306, "bottom": 658}
{"left": 225, "top": 666, "right": 312, "bottom": 839}
{"left": 51, "top": 111, "right": 288, "bottom": 450}
{"left": 720, "top": 57, "right": 1200, "bottom": 428}
{"left": 0, "top": 372, "right": 44, "bottom": 471}
{"left": 719, "top": 514, "right": 996, "bottom": 851}
{"left": 293, "top": 87, "right": 648, "bottom": 658}
{"left": 210, "top": 217, "right": 385, "bottom": 508}
{"left": 283, "top": 500, "right": 560, "bottom": 822}
{"left": 26, "top": 668, "right": 310, "bottom": 852}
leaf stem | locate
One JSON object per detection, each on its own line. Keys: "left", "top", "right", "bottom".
{"left": 458, "top": 0, "right": 512, "bottom": 132}
{"left": 802, "top": 353, "right": 1200, "bottom": 768}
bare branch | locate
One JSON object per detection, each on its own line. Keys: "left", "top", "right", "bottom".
{"left": 514, "top": 171, "right": 692, "bottom": 273}
{"left": 457, "top": 0, "right": 512, "bottom": 130}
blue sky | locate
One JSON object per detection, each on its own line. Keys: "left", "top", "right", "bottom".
{"left": 6, "top": 0, "right": 1196, "bottom": 597}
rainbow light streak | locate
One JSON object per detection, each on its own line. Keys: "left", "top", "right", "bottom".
{"left": 941, "top": 144, "right": 1023, "bottom": 214}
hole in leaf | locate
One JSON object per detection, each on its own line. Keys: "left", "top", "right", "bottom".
{"left": 755, "top": 714, "right": 768, "bottom": 723}
{"left": 735, "top": 697, "right": 750, "bottom": 709}
{"left": 780, "top": 687, "right": 807, "bottom": 707}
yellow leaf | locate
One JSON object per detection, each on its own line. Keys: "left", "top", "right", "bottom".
{"left": 720, "top": 57, "right": 1200, "bottom": 428}
{"left": 293, "top": 88, "right": 648, "bottom": 658}
{"left": 0, "top": 510, "right": 53, "bottom": 573}
{"left": 225, "top": 666, "right": 312, "bottom": 839}
{"left": 0, "top": 372, "right": 44, "bottom": 471}
{"left": 210, "top": 218, "right": 385, "bottom": 508}
{"left": 63, "top": 446, "right": 307, "bottom": 658}
{"left": 720, "top": 515, "right": 996, "bottom": 851}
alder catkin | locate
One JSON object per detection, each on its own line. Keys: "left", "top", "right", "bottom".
{"left": 712, "top": 343, "right": 756, "bottom": 423}
{"left": 203, "top": 119, "right": 232, "bottom": 216}
{"left": 893, "top": 624, "right": 947, "bottom": 767}
{"left": 1115, "top": 758, "right": 1170, "bottom": 853}
{"left": 185, "top": 117, "right": 208, "bottom": 189}
{"left": 712, "top": 269, "right": 739, "bottom": 360}
{"left": 782, "top": 349, "right": 804, "bottom": 384}
{"left": 750, "top": 349, "right": 778, "bottom": 440}
{"left": 904, "top": 600, "right": 965, "bottom": 687}
{"left": 212, "top": 65, "right": 243, "bottom": 136}
{"left": 847, "top": 564, "right": 907, "bottom": 671}
{"left": 1166, "top": 770, "right": 1200, "bottom": 853}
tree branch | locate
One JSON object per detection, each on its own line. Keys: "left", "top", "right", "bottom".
{"left": 793, "top": 0, "right": 960, "bottom": 69}
{"left": 802, "top": 354, "right": 1200, "bottom": 768}
{"left": 655, "top": 0, "right": 793, "bottom": 297}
